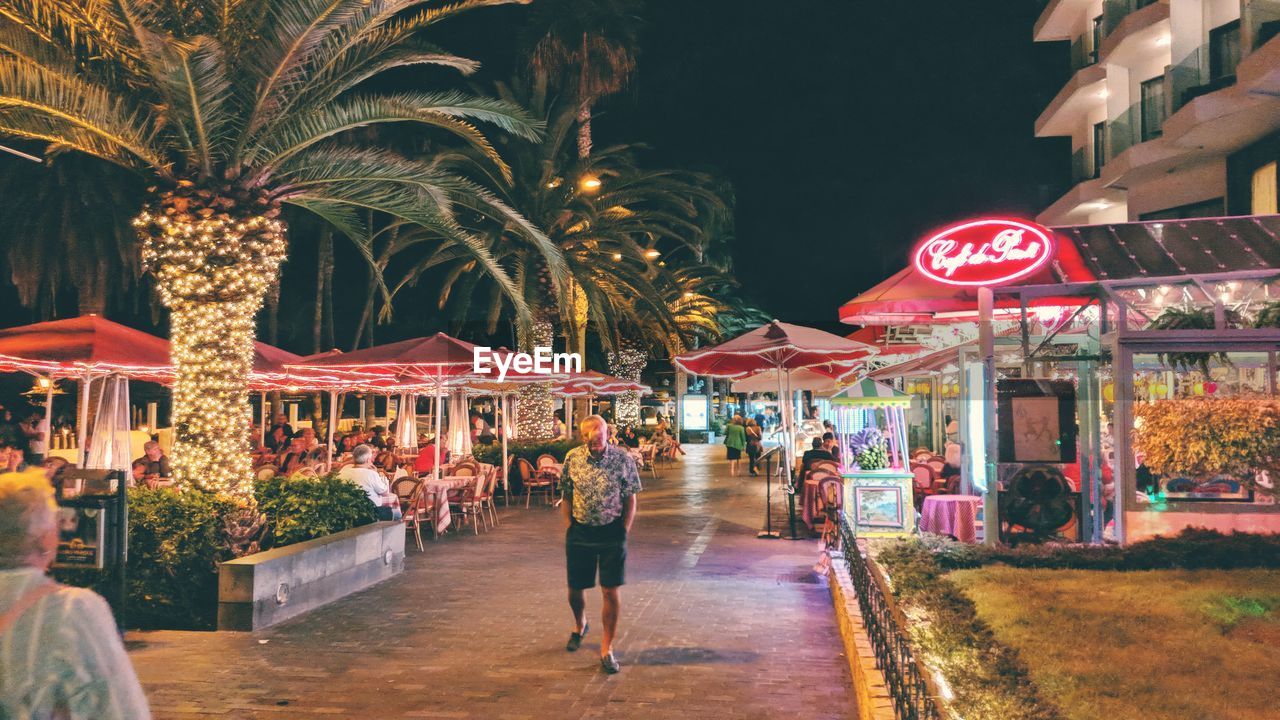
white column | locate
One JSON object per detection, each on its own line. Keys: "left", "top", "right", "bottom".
{"left": 979, "top": 287, "right": 998, "bottom": 546}
{"left": 77, "top": 373, "right": 92, "bottom": 468}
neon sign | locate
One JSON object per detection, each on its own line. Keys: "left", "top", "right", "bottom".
{"left": 913, "top": 219, "right": 1056, "bottom": 287}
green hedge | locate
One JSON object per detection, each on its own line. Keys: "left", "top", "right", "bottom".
{"left": 926, "top": 528, "right": 1280, "bottom": 572}
{"left": 472, "top": 439, "right": 582, "bottom": 467}
{"left": 876, "top": 538, "right": 1063, "bottom": 720}
{"left": 57, "top": 488, "right": 238, "bottom": 631}
{"left": 255, "top": 473, "right": 378, "bottom": 547}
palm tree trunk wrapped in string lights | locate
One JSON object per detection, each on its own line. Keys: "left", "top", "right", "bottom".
{"left": 608, "top": 343, "right": 646, "bottom": 428}
{"left": 0, "top": 0, "right": 550, "bottom": 500}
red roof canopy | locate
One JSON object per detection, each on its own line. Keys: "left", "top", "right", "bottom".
{"left": 845, "top": 326, "right": 928, "bottom": 359}
{"left": 556, "top": 370, "right": 650, "bottom": 396}
{"left": 672, "top": 320, "right": 878, "bottom": 379}
{"left": 839, "top": 233, "right": 1096, "bottom": 325}
{"left": 0, "top": 316, "right": 170, "bottom": 379}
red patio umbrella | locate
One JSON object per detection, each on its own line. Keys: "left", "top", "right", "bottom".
{"left": 672, "top": 321, "right": 877, "bottom": 538}
{"left": 0, "top": 316, "right": 172, "bottom": 467}
{"left": 0, "top": 315, "right": 170, "bottom": 380}
{"left": 285, "top": 333, "right": 484, "bottom": 476}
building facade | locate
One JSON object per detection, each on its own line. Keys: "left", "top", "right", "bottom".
{"left": 1035, "top": 0, "right": 1280, "bottom": 224}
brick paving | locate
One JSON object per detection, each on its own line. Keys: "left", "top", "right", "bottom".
{"left": 127, "top": 444, "right": 855, "bottom": 719}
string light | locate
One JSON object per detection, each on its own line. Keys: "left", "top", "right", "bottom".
{"left": 135, "top": 184, "right": 286, "bottom": 501}
{"left": 516, "top": 321, "right": 558, "bottom": 440}
{"left": 608, "top": 347, "right": 647, "bottom": 428}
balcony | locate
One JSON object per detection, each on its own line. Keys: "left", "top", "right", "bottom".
{"left": 1101, "top": 0, "right": 1161, "bottom": 39}
{"left": 1069, "top": 34, "right": 1099, "bottom": 73}
{"left": 1107, "top": 98, "right": 1166, "bottom": 162}
{"left": 1035, "top": 63, "right": 1107, "bottom": 137}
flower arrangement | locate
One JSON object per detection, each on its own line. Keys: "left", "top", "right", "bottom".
{"left": 1134, "top": 398, "right": 1280, "bottom": 494}
{"left": 849, "top": 427, "right": 889, "bottom": 471}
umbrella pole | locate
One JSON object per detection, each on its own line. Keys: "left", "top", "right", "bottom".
{"left": 259, "top": 391, "right": 268, "bottom": 447}
{"left": 326, "top": 391, "right": 338, "bottom": 473}
{"left": 758, "top": 369, "right": 785, "bottom": 539}
{"left": 501, "top": 393, "right": 509, "bottom": 507}
{"left": 43, "top": 376, "right": 54, "bottom": 456}
{"left": 77, "top": 372, "right": 92, "bottom": 468}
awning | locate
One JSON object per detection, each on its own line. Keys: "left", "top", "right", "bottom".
{"left": 0, "top": 315, "right": 170, "bottom": 380}
{"left": 840, "top": 216, "right": 1280, "bottom": 326}
{"left": 868, "top": 343, "right": 972, "bottom": 380}
{"left": 829, "top": 378, "right": 912, "bottom": 407}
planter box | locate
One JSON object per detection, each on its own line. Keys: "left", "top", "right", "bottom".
{"left": 217, "top": 520, "right": 405, "bottom": 631}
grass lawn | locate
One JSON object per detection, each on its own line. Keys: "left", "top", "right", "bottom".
{"left": 950, "top": 567, "right": 1280, "bottom": 720}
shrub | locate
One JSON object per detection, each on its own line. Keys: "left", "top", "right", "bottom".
{"left": 471, "top": 439, "right": 582, "bottom": 467}
{"left": 255, "top": 473, "right": 378, "bottom": 548}
{"left": 929, "top": 528, "right": 1280, "bottom": 572}
{"left": 1134, "top": 397, "right": 1280, "bottom": 492}
{"left": 875, "top": 538, "right": 1063, "bottom": 720}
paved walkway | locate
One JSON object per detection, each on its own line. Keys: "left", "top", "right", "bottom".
{"left": 127, "top": 444, "right": 854, "bottom": 719}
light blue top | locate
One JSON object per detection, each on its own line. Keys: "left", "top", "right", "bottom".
{"left": 0, "top": 568, "right": 151, "bottom": 719}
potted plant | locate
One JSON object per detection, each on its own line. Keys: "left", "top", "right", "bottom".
{"left": 1134, "top": 397, "right": 1280, "bottom": 497}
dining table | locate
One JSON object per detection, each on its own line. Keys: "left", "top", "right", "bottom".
{"left": 421, "top": 475, "right": 478, "bottom": 537}
{"left": 919, "top": 494, "right": 982, "bottom": 543}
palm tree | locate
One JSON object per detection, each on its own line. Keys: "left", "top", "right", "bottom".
{"left": 0, "top": 0, "right": 559, "bottom": 499}
{"left": 419, "top": 80, "right": 752, "bottom": 429}
{"left": 522, "top": 0, "right": 642, "bottom": 157}
{"left": 0, "top": 150, "right": 145, "bottom": 316}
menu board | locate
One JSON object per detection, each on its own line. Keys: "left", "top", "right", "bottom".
{"left": 54, "top": 506, "right": 105, "bottom": 569}
{"left": 681, "top": 395, "right": 709, "bottom": 431}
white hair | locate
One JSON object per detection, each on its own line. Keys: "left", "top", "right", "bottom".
{"left": 0, "top": 470, "right": 56, "bottom": 569}
{"left": 351, "top": 444, "right": 375, "bottom": 464}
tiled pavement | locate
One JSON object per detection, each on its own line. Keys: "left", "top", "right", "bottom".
{"left": 127, "top": 444, "right": 855, "bottom": 719}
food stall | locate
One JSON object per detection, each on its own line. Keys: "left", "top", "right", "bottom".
{"left": 839, "top": 216, "right": 1280, "bottom": 544}
{"left": 829, "top": 379, "right": 915, "bottom": 537}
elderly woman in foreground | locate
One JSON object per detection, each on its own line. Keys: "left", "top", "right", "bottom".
{"left": 0, "top": 470, "right": 151, "bottom": 719}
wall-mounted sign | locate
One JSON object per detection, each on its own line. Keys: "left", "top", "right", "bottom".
{"left": 913, "top": 218, "right": 1056, "bottom": 287}
{"left": 681, "top": 395, "right": 708, "bottom": 431}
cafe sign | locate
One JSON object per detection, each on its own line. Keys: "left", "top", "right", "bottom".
{"left": 913, "top": 218, "right": 1056, "bottom": 287}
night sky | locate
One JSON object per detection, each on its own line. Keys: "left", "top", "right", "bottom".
{"left": 604, "top": 0, "right": 1070, "bottom": 328}
{"left": 0, "top": 1, "right": 1071, "bottom": 342}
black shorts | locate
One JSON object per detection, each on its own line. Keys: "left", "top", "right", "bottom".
{"left": 566, "top": 518, "right": 627, "bottom": 589}
{"left": 726, "top": 446, "right": 742, "bottom": 460}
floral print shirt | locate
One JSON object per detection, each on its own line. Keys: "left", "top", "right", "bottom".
{"left": 562, "top": 444, "right": 642, "bottom": 526}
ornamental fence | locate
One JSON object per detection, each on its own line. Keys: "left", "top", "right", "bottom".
{"left": 838, "top": 522, "right": 942, "bottom": 720}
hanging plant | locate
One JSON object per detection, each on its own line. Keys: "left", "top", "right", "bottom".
{"left": 1253, "top": 300, "right": 1280, "bottom": 329}
{"left": 1147, "top": 306, "right": 1242, "bottom": 374}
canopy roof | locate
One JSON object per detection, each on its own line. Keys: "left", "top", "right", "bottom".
{"left": 284, "top": 333, "right": 480, "bottom": 390}
{"left": 840, "top": 217, "right": 1280, "bottom": 326}
{"left": 868, "top": 343, "right": 971, "bottom": 380}
{"left": 0, "top": 316, "right": 170, "bottom": 380}
{"left": 846, "top": 326, "right": 928, "bottom": 359}
{"left": 672, "top": 320, "right": 877, "bottom": 379}
{"left": 731, "top": 367, "right": 846, "bottom": 394}
{"left": 556, "top": 370, "right": 650, "bottom": 396}
{"left": 839, "top": 236, "right": 1095, "bottom": 325}
{"left": 829, "top": 378, "right": 912, "bottom": 407}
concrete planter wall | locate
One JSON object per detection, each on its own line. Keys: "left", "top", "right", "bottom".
{"left": 218, "top": 520, "right": 405, "bottom": 631}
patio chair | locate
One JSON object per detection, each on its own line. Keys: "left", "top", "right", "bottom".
{"left": 401, "top": 482, "right": 436, "bottom": 552}
{"left": 638, "top": 444, "right": 658, "bottom": 480}
{"left": 450, "top": 474, "right": 487, "bottom": 534}
{"left": 817, "top": 475, "right": 844, "bottom": 551}
{"left": 525, "top": 458, "right": 558, "bottom": 508}
{"left": 478, "top": 466, "right": 500, "bottom": 527}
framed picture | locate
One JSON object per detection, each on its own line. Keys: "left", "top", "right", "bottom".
{"left": 855, "top": 486, "right": 905, "bottom": 529}
{"left": 997, "top": 379, "right": 1078, "bottom": 464}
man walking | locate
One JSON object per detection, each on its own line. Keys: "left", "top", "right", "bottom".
{"left": 561, "top": 415, "right": 641, "bottom": 674}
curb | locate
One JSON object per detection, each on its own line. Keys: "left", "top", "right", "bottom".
{"left": 827, "top": 549, "right": 896, "bottom": 720}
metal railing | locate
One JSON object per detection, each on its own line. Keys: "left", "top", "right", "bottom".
{"left": 1106, "top": 97, "right": 1164, "bottom": 161}
{"left": 1101, "top": 0, "right": 1157, "bottom": 38}
{"left": 839, "top": 522, "right": 942, "bottom": 720}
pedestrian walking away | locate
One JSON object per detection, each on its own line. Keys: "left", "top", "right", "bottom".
{"left": 561, "top": 415, "right": 641, "bottom": 674}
